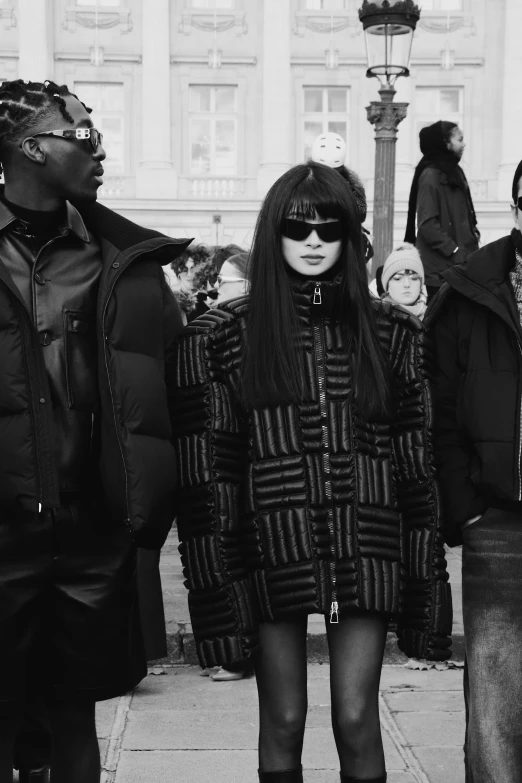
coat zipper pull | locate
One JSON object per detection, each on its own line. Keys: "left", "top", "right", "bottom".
{"left": 330, "top": 601, "right": 339, "bottom": 624}
{"left": 313, "top": 285, "right": 322, "bottom": 305}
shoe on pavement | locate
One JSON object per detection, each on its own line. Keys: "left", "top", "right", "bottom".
{"left": 18, "top": 766, "right": 51, "bottom": 783}
{"left": 212, "top": 667, "right": 245, "bottom": 681}
{"left": 199, "top": 667, "right": 220, "bottom": 677}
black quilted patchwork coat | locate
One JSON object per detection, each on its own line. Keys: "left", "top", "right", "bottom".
{"left": 172, "top": 278, "right": 452, "bottom": 668}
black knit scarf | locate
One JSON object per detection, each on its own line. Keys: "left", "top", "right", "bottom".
{"left": 404, "top": 120, "right": 477, "bottom": 244}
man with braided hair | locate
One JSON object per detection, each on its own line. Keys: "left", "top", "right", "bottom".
{"left": 0, "top": 79, "right": 190, "bottom": 783}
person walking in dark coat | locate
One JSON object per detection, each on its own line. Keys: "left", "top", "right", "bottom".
{"left": 405, "top": 120, "right": 479, "bottom": 299}
{"left": 0, "top": 79, "right": 189, "bottom": 783}
{"left": 172, "top": 162, "right": 452, "bottom": 783}
{"left": 427, "top": 159, "right": 522, "bottom": 783}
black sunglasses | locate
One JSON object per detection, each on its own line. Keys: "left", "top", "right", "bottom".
{"left": 281, "top": 218, "right": 344, "bottom": 243}
{"left": 516, "top": 197, "right": 522, "bottom": 211}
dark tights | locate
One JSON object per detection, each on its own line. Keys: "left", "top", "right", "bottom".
{"left": 255, "top": 614, "right": 388, "bottom": 778}
{"left": 0, "top": 698, "right": 100, "bottom": 783}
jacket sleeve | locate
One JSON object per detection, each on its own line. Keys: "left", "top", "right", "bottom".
{"left": 170, "top": 313, "right": 258, "bottom": 668}
{"left": 429, "top": 299, "right": 488, "bottom": 546}
{"left": 417, "top": 170, "right": 459, "bottom": 258}
{"left": 390, "top": 314, "right": 452, "bottom": 661}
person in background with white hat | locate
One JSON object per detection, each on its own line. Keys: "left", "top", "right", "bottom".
{"left": 376, "top": 243, "right": 428, "bottom": 320}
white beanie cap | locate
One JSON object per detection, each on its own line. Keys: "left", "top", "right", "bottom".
{"left": 311, "top": 132, "right": 346, "bottom": 168}
{"left": 381, "top": 243, "right": 424, "bottom": 292}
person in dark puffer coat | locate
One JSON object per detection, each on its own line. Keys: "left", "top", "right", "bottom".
{"left": 426, "top": 159, "right": 522, "bottom": 783}
{"left": 0, "top": 79, "right": 190, "bottom": 783}
{"left": 172, "top": 162, "right": 452, "bottom": 783}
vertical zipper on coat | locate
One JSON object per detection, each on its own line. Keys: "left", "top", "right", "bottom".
{"left": 517, "top": 340, "right": 522, "bottom": 502}
{"left": 512, "top": 251, "right": 522, "bottom": 501}
{"left": 312, "top": 283, "right": 338, "bottom": 623}
{"left": 102, "top": 269, "right": 132, "bottom": 531}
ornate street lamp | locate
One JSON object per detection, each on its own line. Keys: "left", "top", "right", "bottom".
{"left": 358, "top": 0, "right": 420, "bottom": 274}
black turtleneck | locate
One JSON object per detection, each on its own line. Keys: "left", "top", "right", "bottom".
{"left": 3, "top": 196, "right": 66, "bottom": 242}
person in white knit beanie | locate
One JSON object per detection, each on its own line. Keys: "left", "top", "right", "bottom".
{"left": 379, "top": 243, "right": 428, "bottom": 320}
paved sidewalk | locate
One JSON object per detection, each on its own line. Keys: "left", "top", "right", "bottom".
{"left": 159, "top": 530, "right": 465, "bottom": 664}
{"left": 96, "top": 535, "right": 467, "bottom": 781}
{"left": 97, "top": 664, "right": 466, "bottom": 783}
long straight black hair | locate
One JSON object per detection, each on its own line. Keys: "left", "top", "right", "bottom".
{"left": 240, "top": 162, "right": 389, "bottom": 417}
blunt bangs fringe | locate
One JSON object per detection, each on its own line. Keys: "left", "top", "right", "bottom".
{"left": 240, "top": 162, "right": 389, "bottom": 418}
{"left": 286, "top": 171, "right": 347, "bottom": 225}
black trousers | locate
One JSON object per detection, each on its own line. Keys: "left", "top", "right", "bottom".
{"left": 13, "top": 702, "right": 51, "bottom": 770}
{"left": 0, "top": 503, "right": 145, "bottom": 703}
{"left": 462, "top": 509, "right": 522, "bottom": 782}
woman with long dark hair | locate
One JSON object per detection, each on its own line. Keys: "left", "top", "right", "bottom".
{"left": 172, "top": 162, "right": 451, "bottom": 783}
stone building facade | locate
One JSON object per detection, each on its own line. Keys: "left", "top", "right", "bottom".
{"left": 0, "top": 0, "right": 520, "bottom": 249}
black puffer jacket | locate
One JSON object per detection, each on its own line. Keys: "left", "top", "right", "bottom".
{"left": 0, "top": 201, "right": 190, "bottom": 548}
{"left": 427, "top": 233, "right": 522, "bottom": 546}
{"left": 172, "top": 278, "right": 452, "bottom": 667}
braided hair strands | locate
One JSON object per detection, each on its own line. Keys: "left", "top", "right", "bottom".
{"left": 0, "top": 79, "right": 92, "bottom": 175}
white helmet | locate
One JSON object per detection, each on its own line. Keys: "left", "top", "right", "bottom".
{"left": 311, "top": 132, "right": 346, "bottom": 168}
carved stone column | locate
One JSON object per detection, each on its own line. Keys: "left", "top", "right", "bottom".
{"left": 497, "top": 0, "right": 522, "bottom": 201}
{"left": 366, "top": 86, "right": 408, "bottom": 274}
{"left": 257, "top": 0, "right": 293, "bottom": 197}
{"left": 18, "top": 0, "right": 53, "bottom": 81}
{"left": 136, "top": 0, "right": 177, "bottom": 199}
{"left": 393, "top": 76, "right": 414, "bottom": 203}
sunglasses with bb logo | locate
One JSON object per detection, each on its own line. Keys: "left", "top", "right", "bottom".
{"left": 21, "top": 127, "right": 104, "bottom": 152}
{"left": 281, "top": 218, "right": 344, "bottom": 243}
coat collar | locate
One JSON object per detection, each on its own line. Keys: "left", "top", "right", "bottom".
{"left": 75, "top": 200, "right": 192, "bottom": 266}
{"left": 426, "top": 234, "right": 522, "bottom": 340}
{"left": 0, "top": 192, "right": 193, "bottom": 265}
{"left": 287, "top": 272, "right": 423, "bottom": 331}
{"left": 288, "top": 273, "right": 344, "bottom": 320}
{"left": 0, "top": 194, "right": 90, "bottom": 243}
{"left": 64, "top": 202, "right": 91, "bottom": 242}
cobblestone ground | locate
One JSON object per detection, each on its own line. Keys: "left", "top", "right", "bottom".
{"left": 96, "top": 664, "right": 465, "bottom": 783}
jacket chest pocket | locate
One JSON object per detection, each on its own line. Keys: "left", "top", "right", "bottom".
{"left": 63, "top": 310, "right": 99, "bottom": 412}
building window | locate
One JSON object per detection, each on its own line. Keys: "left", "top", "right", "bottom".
{"left": 414, "top": 86, "right": 463, "bottom": 155}
{"left": 305, "top": 0, "right": 346, "bottom": 8}
{"left": 302, "top": 87, "right": 350, "bottom": 163}
{"left": 190, "top": 0, "right": 235, "bottom": 8}
{"left": 419, "top": 0, "right": 463, "bottom": 9}
{"left": 189, "top": 85, "right": 237, "bottom": 176}
{"left": 74, "top": 82, "right": 125, "bottom": 173}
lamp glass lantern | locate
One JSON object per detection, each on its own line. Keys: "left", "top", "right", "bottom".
{"left": 359, "top": 1, "right": 420, "bottom": 87}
